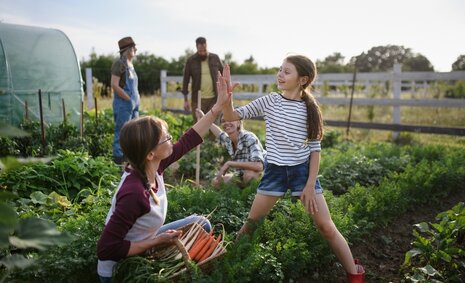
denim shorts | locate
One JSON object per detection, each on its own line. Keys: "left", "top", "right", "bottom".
{"left": 257, "top": 160, "right": 323, "bottom": 197}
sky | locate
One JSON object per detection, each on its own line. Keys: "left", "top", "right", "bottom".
{"left": 1, "top": 0, "right": 464, "bottom": 72}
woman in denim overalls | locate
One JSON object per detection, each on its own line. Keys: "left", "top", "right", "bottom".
{"left": 111, "top": 37, "right": 140, "bottom": 165}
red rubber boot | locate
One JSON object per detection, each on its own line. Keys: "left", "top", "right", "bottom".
{"left": 347, "top": 259, "right": 365, "bottom": 283}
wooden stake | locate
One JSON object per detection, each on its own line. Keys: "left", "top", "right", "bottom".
{"left": 94, "top": 96, "right": 98, "bottom": 126}
{"left": 62, "top": 98, "right": 66, "bottom": 124}
{"left": 195, "top": 91, "right": 201, "bottom": 186}
{"left": 346, "top": 64, "right": 357, "bottom": 140}
{"left": 24, "top": 100, "right": 29, "bottom": 121}
{"left": 38, "top": 89, "right": 46, "bottom": 151}
{"left": 80, "top": 100, "right": 84, "bottom": 139}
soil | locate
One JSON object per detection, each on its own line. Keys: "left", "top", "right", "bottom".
{"left": 348, "top": 188, "right": 465, "bottom": 282}
{"left": 298, "top": 188, "right": 465, "bottom": 283}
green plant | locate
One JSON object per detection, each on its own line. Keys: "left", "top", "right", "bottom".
{"left": 320, "top": 143, "right": 410, "bottom": 195}
{"left": 444, "top": 80, "right": 465, "bottom": 99}
{"left": 321, "top": 130, "right": 342, "bottom": 148}
{"left": 402, "top": 202, "right": 465, "bottom": 282}
{"left": 0, "top": 150, "right": 119, "bottom": 202}
{"left": 0, "top": 192, "right": 72, "bottom": 283}
{"left": 175, "top": 140, "right": 229, "bottom": 182}
{"left": 0, "top": 137, "right": 20, "bottom": 157}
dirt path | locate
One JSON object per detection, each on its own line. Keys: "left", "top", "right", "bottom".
{"left": 350, "top": 188, "right": 465, "bottom": 282}
{"left": 297, "top": 188, "right": 465, "bottom": 283}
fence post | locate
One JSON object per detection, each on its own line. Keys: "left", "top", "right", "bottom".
{"left": 86, "top": 68, "right": 94, "bottom": 110}
{"left": 160, "top": 70, "right": 167, "bottom": 111}
{"left": 392, "top": 63, "right": 402, "bottom": 140}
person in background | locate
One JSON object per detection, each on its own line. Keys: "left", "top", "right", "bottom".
{"left": 216, "top": 57, "right": 365, "bottom": 282}
{"left": 196, "top": 109, "right": 265, "bottom": 187}
{"left": 182, "top": 36, "right": 223, "bottom": 122}
{"left": 111, "top": 36, "right": 140, "bottom": 166}
{"left": 97, "top": 98, "right": 225, "bottom": 282}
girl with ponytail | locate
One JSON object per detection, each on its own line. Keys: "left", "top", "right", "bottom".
{"left": 218, "top": 56, "right": 365, "bottom": 282}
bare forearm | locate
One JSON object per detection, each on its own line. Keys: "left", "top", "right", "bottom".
{"left": 306, "top": 151, "right": 320, "bottom": 186}
{"left": 192, "top": 104, "right": 222, "bottom": 137}
{"left": 127, "top": 238, "right": 161, "bottom": 256}
{"left": 209, "top": 123, "right": 222, "bottom": 137}
{"left": 223, "top": 106, "right": 241, "bottom": 121}
{"left": 111, "top": 75, "right": 130, "bottom": 100}
{"left": 226, "top": 161, "right": 263, "bottom": 172}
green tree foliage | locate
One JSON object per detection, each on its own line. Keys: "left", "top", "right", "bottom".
{"left": 80, "top": 50, "right": 116, "bottom": 96}
{"left": 232, "top": 56, "right": 260, "bottom": 74}
{"left": 403, "top": 54, "right": 435, "bottom": 72}
{"left": 133, "top": 52, "right": 170, "bottom": 95}
{"left": 452, "top": 54, "right": 465, "bottom": 71}
{"left": 351, "top": 45, "right": 434, "bottom": 72}
{"left": 80, "top": 45, "right": 445, "bottom": 95}
{"left": 316, "top": 52, "right": 353, "bottom": 73}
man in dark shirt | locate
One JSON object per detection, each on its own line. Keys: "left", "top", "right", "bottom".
{"left": 182, "top": 37, "right": 224, "bottom": 122}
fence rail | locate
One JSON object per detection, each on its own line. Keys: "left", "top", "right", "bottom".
{"left": 160, "top": 65, "right": 465, "bottom": 136}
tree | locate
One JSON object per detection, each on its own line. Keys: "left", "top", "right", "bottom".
{"left": 233, "top": 56, "right": 260, "bottom": 74}
{"left": 452, "top": 55, "right": 465, "bottom": 71}
{"left": 79, "top": 50, "right": 115, "bottom": 96}
{"left": 403, "top": 54, "right": 434, "bottom": 72}
{"left": 133, "top": 52, "right": 170, "bottom": 94}
{"left": 351, "top": 45, "right": 434, "bottom": 72}
{"left": 316, "top": 52, "right": 352, "bottom": 73}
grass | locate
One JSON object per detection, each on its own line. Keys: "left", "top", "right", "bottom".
{"left": 87, "top": 93, "right": 465, "bottom": 147}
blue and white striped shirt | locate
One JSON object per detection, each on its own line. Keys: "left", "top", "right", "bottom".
{"left": 236, "top": 92, "right": 321, "bottom": 166}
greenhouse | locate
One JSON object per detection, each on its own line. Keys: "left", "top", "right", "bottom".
{"left": 0, "top": 22, "right": 83, "bottom": 126}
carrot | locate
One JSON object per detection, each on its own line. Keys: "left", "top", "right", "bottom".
{"left": 198, "top": 234, "right": 222, "bottom": 263}
{"left": 194, "top": 235, "right": 215, "bottom": 262}
{"left": 188, "top": 235, "right": 209, "bottom": 259}
{"left": 184, "top": 224, "right": 204, "bottom": 251}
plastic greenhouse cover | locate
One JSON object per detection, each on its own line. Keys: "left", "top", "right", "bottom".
{"left": 0, "top": 23, "right": 83, "bottom": 126}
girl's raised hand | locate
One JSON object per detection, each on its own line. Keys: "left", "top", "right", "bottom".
{"left": 216, "top": 70, "right": 230, "bottom": 107}
{"left": 222, "top": 64, "right": 240, "bottom": 94}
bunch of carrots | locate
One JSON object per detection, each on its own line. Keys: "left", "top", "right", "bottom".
{"left": 148, "top": 220, "right": 227, "bottom": 279}
{"left": 187, "top": 224, "right": 223, "bottom": 263}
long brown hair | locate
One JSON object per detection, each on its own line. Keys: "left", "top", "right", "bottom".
{"left": 285, "top": 54, "right": 324, "bottom": 141}
{"left": 119, "top": 116, "right": 167, "bottom": 190}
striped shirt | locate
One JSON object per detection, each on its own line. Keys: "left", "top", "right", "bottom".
{"left": 236, "top": 92, "right": 321, "bottom": 166}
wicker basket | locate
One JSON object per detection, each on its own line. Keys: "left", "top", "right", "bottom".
{"left": 147, "top": 222, "right": 227, "bottom": 280}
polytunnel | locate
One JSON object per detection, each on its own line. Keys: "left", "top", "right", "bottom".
{"left": 0, "top": 22, "right": 83, "bottom": 126}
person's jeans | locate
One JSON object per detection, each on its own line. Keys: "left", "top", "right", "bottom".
{"left": 158, "top": 214, "right": 211, "bottom": 234}
{"left": 112, "top": 98, "right": 139, "bottom": 159}
{"left": 99, "top": 275, "right": 112, "bottom": 283}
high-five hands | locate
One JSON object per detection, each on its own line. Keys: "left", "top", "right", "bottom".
{"left": 222, "top": 64, "right": 240, "bottom": 94}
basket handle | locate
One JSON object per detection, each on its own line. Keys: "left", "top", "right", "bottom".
{"left": 173, "top": 237, "right": 193, "bottom": 271}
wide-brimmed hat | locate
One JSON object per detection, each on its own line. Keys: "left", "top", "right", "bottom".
{"left": 118, "top": 36, "right": 136, "bottom": 53}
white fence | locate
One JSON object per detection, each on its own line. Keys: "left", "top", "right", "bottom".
{"left": 160, "top": 64, "right": 465, "bottom": 136}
